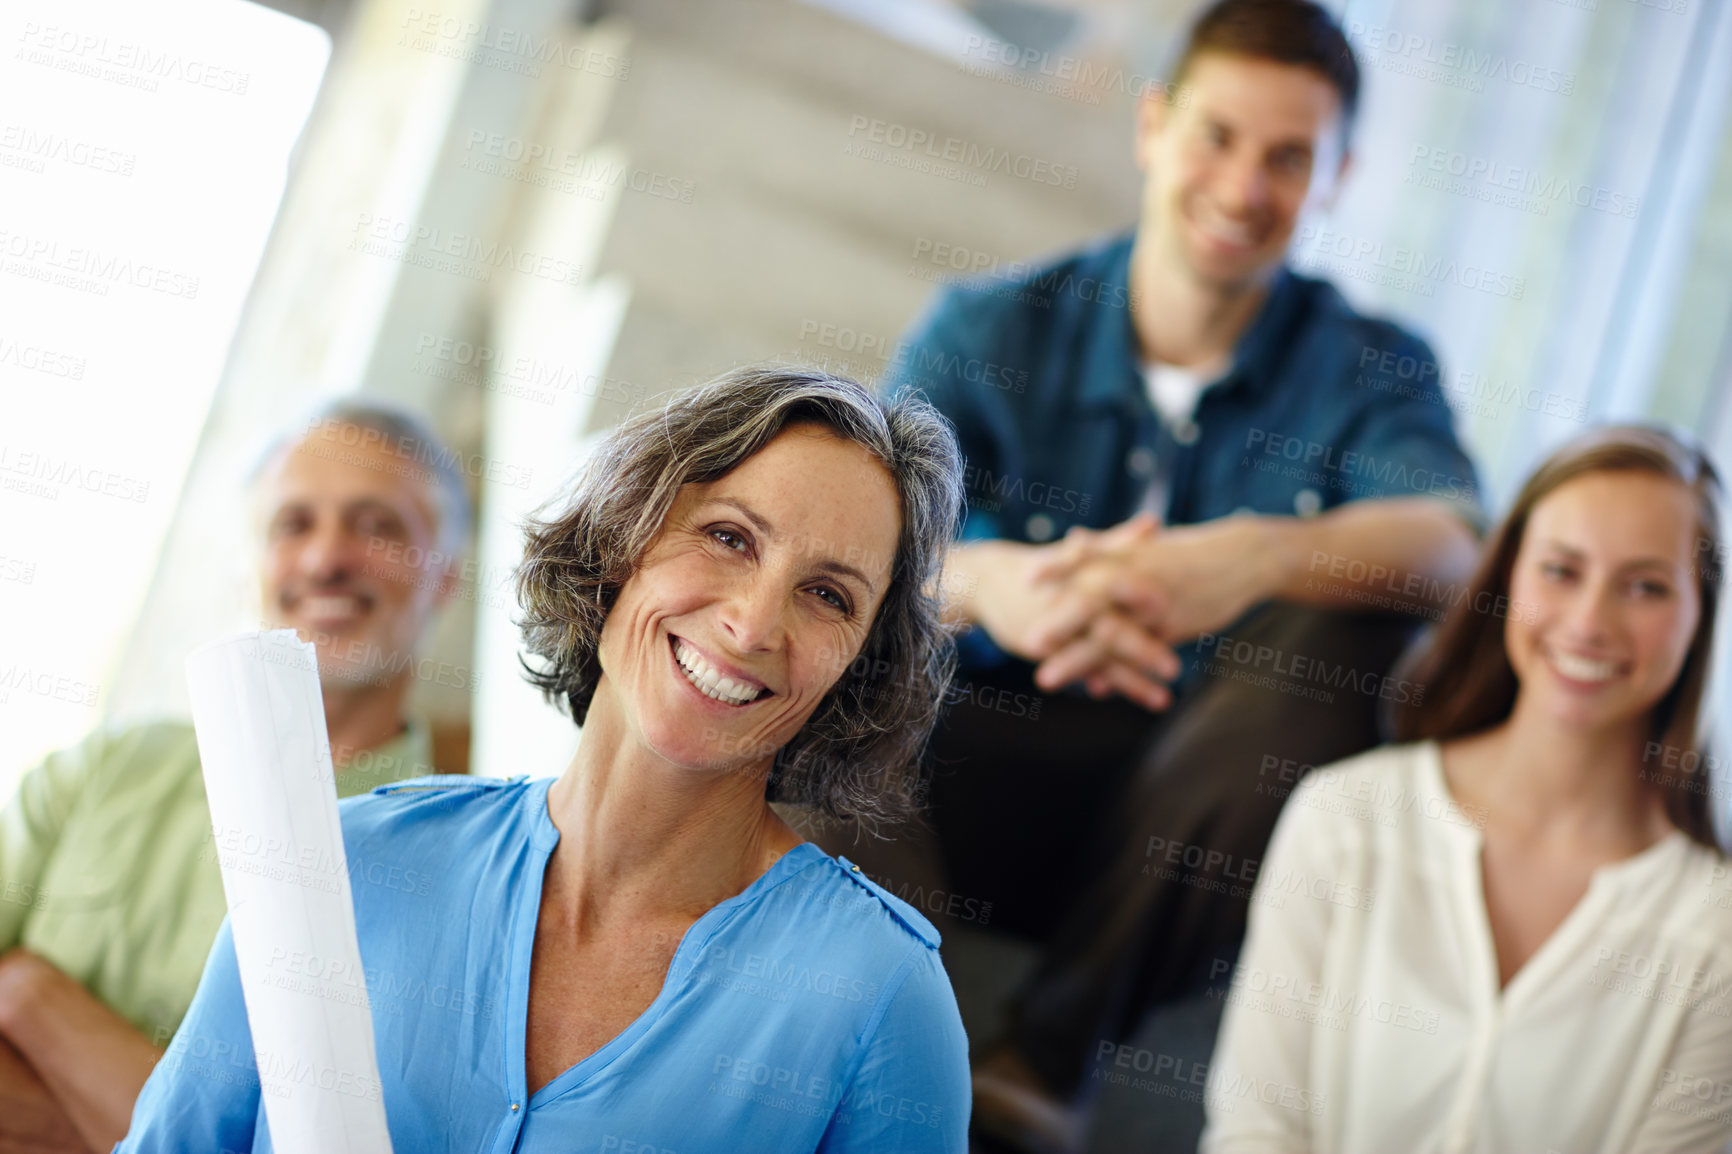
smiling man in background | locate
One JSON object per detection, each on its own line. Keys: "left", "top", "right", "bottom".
{"left": 878, "top": 1, "right": 1484, "bottom": 1149}
{"left": 0, "top": 401, "right": 470, "bottom": 1151}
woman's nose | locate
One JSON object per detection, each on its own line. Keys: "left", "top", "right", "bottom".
{"left": 1561, "top": 580, "right": 1618, "bottom": 643}
{"left": 718, "top": 575, "right": 785, "bottom": 652}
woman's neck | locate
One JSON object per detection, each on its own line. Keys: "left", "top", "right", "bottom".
{"left": 541, "top": 682, "right": 804, "bottom": 937}
{"left": 1451, "top": 697, "right": 1670, "bottom": 849}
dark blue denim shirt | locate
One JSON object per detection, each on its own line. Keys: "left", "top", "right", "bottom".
{"left": 883, "top": 231, "right": 1483, "bottom": 673}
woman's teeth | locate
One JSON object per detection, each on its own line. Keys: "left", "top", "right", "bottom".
{"left": 1551, "top": 651, "right": 1619, "bottom": 683}
{"left": 674, "top": 638, "right": 764, "bottom": 706}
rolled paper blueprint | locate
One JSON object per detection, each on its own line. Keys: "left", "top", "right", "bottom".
{"left": 185, "top": 630, "right": 394, "bottom": 1153}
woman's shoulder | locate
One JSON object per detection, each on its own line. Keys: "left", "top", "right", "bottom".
{"left": 748, "top": 849, "right": 965, "bottom": 1040}
{"left": 1267, "top": 741, "right": 1479, "bottom": 870}
{"left": 1307, "top": 740, "right": 1436, "bottom": 783}
{"left": 1284, "top": 741, "right": 1441, "bottom": 818}
{"left": 679, "top": 847, "right": 960, "bottom": 1046}
{"left": 341, "top": 771, "right": 540, "bottom": 809}
{"left": 732, "top": 848, "right": 947, "bottom": 996}
{"left": 337, "top": 774, "right": 546, "bottom": 848}
{"left": 829, "top": 854, "right": 944, "bottom": 950}
{"left": 1646, "top": 836, "right": 1732, "bottom": 941}
{"left": 771, "top": 848, "right": 943, "bottom": 954}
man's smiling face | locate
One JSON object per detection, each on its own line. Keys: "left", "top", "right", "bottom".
{"left": 1137, "top": 52, "right": 1348, "bottom": 292}
{"left": 257, "top": 424, "right": 452, "bottom": 690}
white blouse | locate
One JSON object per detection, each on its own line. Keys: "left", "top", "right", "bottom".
{"left": 1201, "top": 741, "right": 1732, "bottom": 1154}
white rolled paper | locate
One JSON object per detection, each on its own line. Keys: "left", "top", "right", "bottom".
{"left": 185, "top": 630, "right": 394, "bottom": 1153}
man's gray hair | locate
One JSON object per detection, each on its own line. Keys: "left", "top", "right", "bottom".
{"left": 515, "top": 366, "right": 965, "bottom": 828}
{"left": 254, "top": 398, "right": 474, "bottom": 559}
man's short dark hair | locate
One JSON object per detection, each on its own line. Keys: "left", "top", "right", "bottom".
{"left": 1174, "top": 0, "right": 1360, "bottom": 138}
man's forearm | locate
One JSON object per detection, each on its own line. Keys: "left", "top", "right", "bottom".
{"left": 0, "top": 1035, "right": 92, "bottom": 1152}
{"left": 1257, "top": 498, "right": 1480, "bottom": 613}
{"left": 0, "top": 952, "right": 159, "bottom": 1151}
{"left": 936, "top": 538, "right": 1002, "bottom": 629}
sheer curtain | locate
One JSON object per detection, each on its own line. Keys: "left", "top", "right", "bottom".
{"left": 1313, "top": 0, "right": 1732, "bottom": 501}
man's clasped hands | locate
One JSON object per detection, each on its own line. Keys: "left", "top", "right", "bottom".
{"left": 961, "top": 512, "right": 1282, "bottom": 712}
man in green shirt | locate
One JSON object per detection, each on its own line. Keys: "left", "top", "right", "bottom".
{"left": 0, "top": 401, "right": 474, "bottom": 1150}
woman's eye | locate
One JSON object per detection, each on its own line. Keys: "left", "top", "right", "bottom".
{"left": 710, "top": 527, "right": 748, "bottom": 553}
{"left": 1540, "top": 561, "right": 1575, "bottom": 580}
{"left": 812, "top": 585, "right": 852, "bottom": 614}
{"left": 1633, "top": 579, "right": 1671, "bottom": 598}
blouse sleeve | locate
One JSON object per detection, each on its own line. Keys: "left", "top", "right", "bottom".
{"left": 115, "top": 918, "right": 264, "bottom": 1152}
{"left": 816, "top": 941, "right": 970, "bottom": 1153}
{"left": 1200, "top": 773, "right": 1346, "bottom": 1154}
{"left": 1625, "top": 949, "right": 1732, "bottom": 1154}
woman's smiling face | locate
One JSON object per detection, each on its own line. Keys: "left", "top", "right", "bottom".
{"left": 1504, "top": 470, "right": 1701, "bottom": 733}
{"left": 594, "top": 424, "right": 903, "bottom": 774}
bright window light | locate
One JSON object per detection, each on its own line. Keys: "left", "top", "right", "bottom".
{"left": 0, "top": 0, "right": 330, "bottom": 794}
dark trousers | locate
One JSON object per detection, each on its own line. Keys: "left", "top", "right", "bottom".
{"left": 930, "top": 604, "right": 1421, "bottom": 1094}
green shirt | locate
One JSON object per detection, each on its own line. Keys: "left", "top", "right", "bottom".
{"left": 0, "top": 719, "right": 434, "bottom": 1045}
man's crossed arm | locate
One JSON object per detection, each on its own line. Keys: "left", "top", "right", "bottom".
{"left": 0, "top": 949, "right": 161, "bottom": 1152}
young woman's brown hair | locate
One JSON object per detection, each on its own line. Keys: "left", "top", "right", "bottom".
{"left": 1394, "top": 424, "right": 1725, "bottom": 847}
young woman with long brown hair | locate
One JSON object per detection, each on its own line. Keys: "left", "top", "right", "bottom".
{"left": 1202, "top": 425, "right": 1731, "bottom": 1153}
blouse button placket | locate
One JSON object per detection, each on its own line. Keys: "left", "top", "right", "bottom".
{"left": 1441, "top": 1001, "right": 1502, "bottom": 1154}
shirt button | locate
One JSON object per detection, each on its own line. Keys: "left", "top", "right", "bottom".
{"left": 511, "top": 1103, "right": 520, "bottom": 1111}
{"left": 1126, "top": 447, "right": 1156, "bottom": 477}
{"left": 1294, "top": 488, "right": 1323, "bottom": 517}
{"left": 1173, "top": 419, "right": 1200, "bottom": 446}
{"left": 1025, "top": 513, "right": 1056, "bottom": 541}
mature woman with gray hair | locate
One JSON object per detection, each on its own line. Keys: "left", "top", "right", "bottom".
{"left": 119, "top": 368, "right": 972, "bottom": 1152}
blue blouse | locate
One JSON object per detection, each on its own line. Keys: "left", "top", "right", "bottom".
{"left": 117, "top": 776, "right": 971, "bottom": 1153}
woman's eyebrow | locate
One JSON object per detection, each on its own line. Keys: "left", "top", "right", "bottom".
{"left": 1615, "top": 556, "right": 1682, "bottom": 574}
{"left": 715, "top": 497, "right": 776, "bottom": 537}
{"left": 1540, "top": 539, "right": 1680, "bottom": 573}
{"left": 812, "top": 558, "right": 877, "bottom": 597}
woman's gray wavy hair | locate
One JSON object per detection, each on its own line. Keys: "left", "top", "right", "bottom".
{"left": 516, "top": 366, "right": 964, "bottom": 826}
